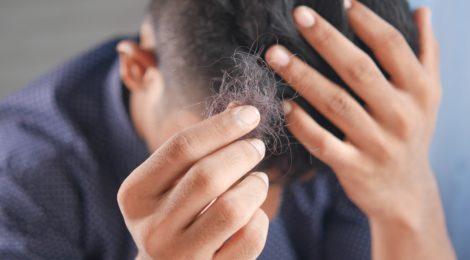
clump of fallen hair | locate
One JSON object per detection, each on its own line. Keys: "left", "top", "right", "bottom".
{"left": 204, "top": 51, "right": 287, "bottom": 155}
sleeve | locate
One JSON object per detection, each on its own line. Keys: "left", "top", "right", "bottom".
{"left": 322, "top": 177, "right": 371, "bottom": 260}
{"left": 0, "top": 156, "right": 86, "bottom": 259}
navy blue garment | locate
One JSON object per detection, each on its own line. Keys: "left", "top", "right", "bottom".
{"left": 0, "top": 38, "right": 370, "bottom": 259}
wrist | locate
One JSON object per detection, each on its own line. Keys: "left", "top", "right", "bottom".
{"left": 368, "top": 203, "right": 456, "bottom": 260}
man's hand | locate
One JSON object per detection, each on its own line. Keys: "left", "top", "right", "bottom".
{"left": 265, "top": 1, "right": 455, "bottom": 260}
{"left": 117, "top": 105, "right": 269, "bottom": 260}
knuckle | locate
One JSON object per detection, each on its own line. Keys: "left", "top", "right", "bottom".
{"left": 314, "top": 25, "right": 334, "bottom": 46}
{"left": 116, "top": 182, "right": 129, "bottom": 207}
{"left": 423, "top": 92, "right": 440, "bottom": 110}
{"left": 213, "top": 114, "right": 234, "bottom": 137}
{"left": 388, "top": 99, "right": 414, "bottom": 139}
{"left": 371, "top": 135, "right": 393, "bottom": 163}
{"left": 381, "top": 28, "right": 406, "bottom": 49}
{"left": 242, "top": 229, "right": 266, "bottom": 257}
{"left": 431, "top": 85, "right": 443, "bottom": 105}
{"left": 240, "top": 140, "right": 263, "bottom": 161}
{"left": 258, "top": 210, "right": 270, "bottom": 230}
{"left": 415, "top": 73, "right": 431, "bottom": 88}
{"left": 304, "top": 131, "right": 333, "bottom": 161}
{"left": 189, "top": 165, "right": 220, "bottom": 195}
{"left": 356, "top": 167, "right": 376, "bottom": 184}
{"left": 253, "top": 211, "right": 270, "bottom": 239}
{"left": 394, "top": 111, "right": 414, "bottom": 139}
{"left": 244, "top": 211, "right": 269, "bottom": 256}
{"left": 141, "top": 222, "right": 166, "bottom": 258}
{"left": 217, "top": 196, "right": 244, "bottom": 228}
{"left": 414, "top": 75, "right": 437, "bottom": 106}
{"left": 166, "top": 132, "right": 198, "bottom": 162}
{"left": 141, "top": 229, "right": 156, "bottom": 256}
{"left": 117, "top": 180, "right": 134, "bottom": 214}
{"left": 289, "top": 62, "right": 312, "bottom": 90}
{"left": 245, "top": 175, "right": 268, "bottom": 199}
{"left": 347, "top": 56, "right": 378, "bottom": 85}
{"left": 311, "top": 136, "right": 330, "bottom": 158}
{"left": 276, "top": 57, "right": 312, "bottom": 93}
{"left": 325, "top": 88, "right": 352, "bottom": 118}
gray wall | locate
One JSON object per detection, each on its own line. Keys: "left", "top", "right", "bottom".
{"left": 0, "top": 0, "right": 147, "bottom": 98}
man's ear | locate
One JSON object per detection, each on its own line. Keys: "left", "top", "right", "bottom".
{"left": 117, "top": 40, "right": 157, "bottom": 92}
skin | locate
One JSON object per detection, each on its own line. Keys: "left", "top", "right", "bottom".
{"left": 116, "top": 1, "right": 456, "bottom": 259}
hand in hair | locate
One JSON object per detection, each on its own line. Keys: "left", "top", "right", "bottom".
{"left": 266, "top": 2, "right": 455, "bottom": 260}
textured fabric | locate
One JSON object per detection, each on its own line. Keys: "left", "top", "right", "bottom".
{"left": 0, "top": 38, "right": 370, "bottom": 259}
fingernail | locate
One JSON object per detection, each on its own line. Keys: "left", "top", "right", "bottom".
{"left": 248, "top": 139, "right": 266, "bottom": 157}
{"left": 344, "top": 0, "right": 352, "bottom": 10}
{"left": 251, "top": 172, "right": 270, "bottom": 187}
{"left": 283, "top": 101, "right": 292, "bottom": 115}
{"left": 234, "top": 106, "right": 260, "bottom": 126}
{"left": 268, "top": 46, "right": 290, "bottom": 67}
{"left": 294, "top": 6, "right": 316, "bottom": 28}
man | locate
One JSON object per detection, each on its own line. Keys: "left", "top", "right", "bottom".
{"left": 0, "top": 0, "right": 455, "bottom": 259}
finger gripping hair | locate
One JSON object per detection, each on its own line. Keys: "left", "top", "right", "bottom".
{"left": 204, "top": 51, "right": 288, "bottom": 156}
{"left": 148, "top": 0, "right": 419, "bottom": 180}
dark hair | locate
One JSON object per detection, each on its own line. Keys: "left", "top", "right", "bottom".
{"left": 148, "top": 0, "right": 418, "bottom": 181}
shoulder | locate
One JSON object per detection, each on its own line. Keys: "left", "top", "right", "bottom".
{"left": 0, "top": 37, "right": 131, "bottom": 173}
{"left": 0, "top": 37, "right": 136, "bottom": 258}
{"left": 0, "top": 38, "right": 127, "bottom": 203}
{"left": 0, "top": 134, "right": 86, "bottom": 250}
{"left": 0, "top": 102, "right": 94, "bottom": 253}
{"left": 0, "top": 91, "right": 92, "bottom": 177}
{"left": 0, "top": 123, "right": 86, "bottom": 214}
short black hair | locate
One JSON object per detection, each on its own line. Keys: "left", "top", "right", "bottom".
{"left": 147, "top": 0, "right": 418, "bottom": 181}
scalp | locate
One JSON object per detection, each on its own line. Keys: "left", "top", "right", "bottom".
{"left": 147, "top": 0, "right": 418, "bottom": 179}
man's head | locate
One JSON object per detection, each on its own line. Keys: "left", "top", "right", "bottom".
{"left": 118, "top": 0, "right": 418, "bottom": 180}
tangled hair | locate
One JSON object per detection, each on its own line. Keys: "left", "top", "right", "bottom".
{"left": 204, "top": 52, "right": 287, "bottom": 155}
{"left": 148, "top": 0, "right": 418, "bottom": 181}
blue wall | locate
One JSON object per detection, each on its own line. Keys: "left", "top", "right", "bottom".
{"left": 410, "top": 0, "right": 470, "bottom": 258}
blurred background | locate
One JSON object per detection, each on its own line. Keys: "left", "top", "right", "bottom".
{"left": 1, "top": 0, "right": 469, "bottom": 259}
{"left": 0, "top": 0, "right": 147, "bottom": 98}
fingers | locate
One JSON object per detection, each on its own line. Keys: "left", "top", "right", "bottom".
{"left": 285, "top": 5, "right": 396, "bottom": 114}
{"left": 118, "top": 106, "right": 261, "bottom": 213}
{"left": 266, "top": 4, "right": 441, "bottom": 143}
{"left": 161, "top": 138, "right": 266, "bottom": 229}
{"left": 185, "top": 172, "right": 269, "bottom": 255}
{"left": 346, "top": 1, "right": 424, "bottom": 89}
{"left": 415, "top": 7, "right": 440, "bottom": 77}
{"left": 214, "top": 209, "right": 269, "bottom": 260}
{"left": 283, "top": 101, "right": 359, "bottom": 171}
{"left": 414, "top": 7, "right": 442, "bottom": 110}
{"left": 265, "top": 46, "right": 380, "bottom": 149}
